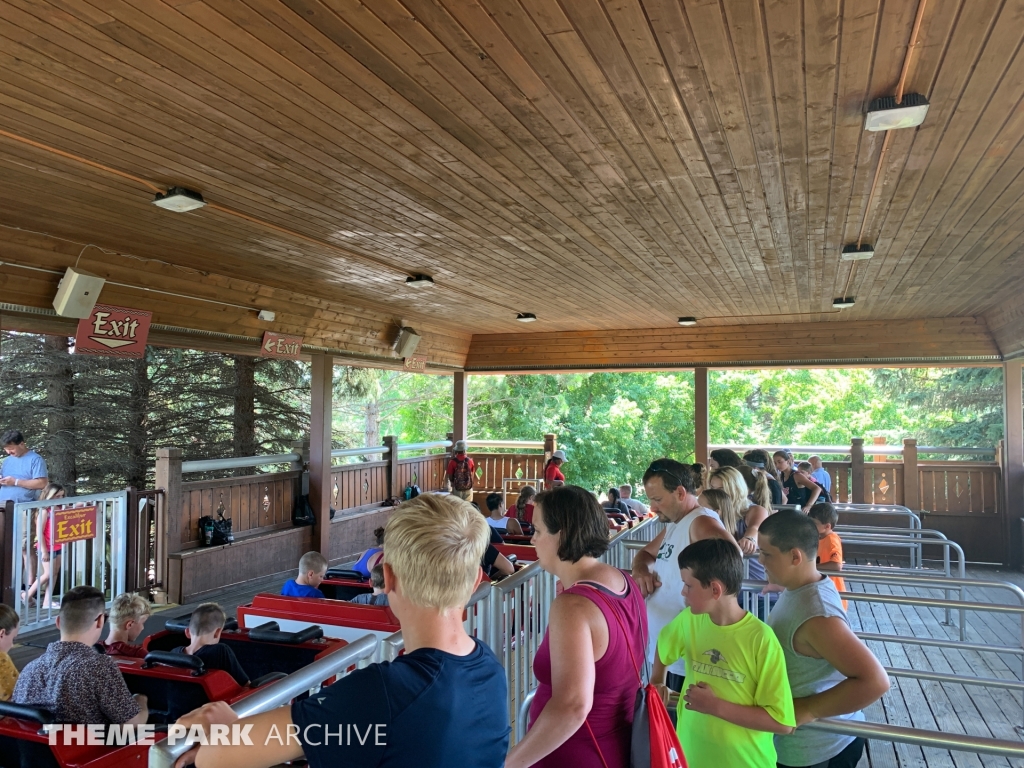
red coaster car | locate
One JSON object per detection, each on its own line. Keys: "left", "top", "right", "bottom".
{"left": 236, "top": 594, "right": 400, "bottom": 645}
{"left": 319, "top": 568, "right": 374, "bottom": 601}
{"left": 495, "top": 543, "right": 538, "bottom": 564}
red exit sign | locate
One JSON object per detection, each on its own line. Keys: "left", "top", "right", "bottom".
{"left": 74, "top": 304, "right": 152, "bottom": 358}
{"left": 261, "top": 332, "right": 303, "bottom": 359}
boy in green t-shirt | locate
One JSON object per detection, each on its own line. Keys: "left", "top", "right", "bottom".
{"left": 654, "top": 538, "right": 796, "bottom": 767}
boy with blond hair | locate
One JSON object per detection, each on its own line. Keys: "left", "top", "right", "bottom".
{"left": 655, "top": 538, "right": 795, "bottom": 767}
{"left": 104, "top": 593, "right": 152, "bottom": 658}
{"left": 174, "top": 493, "right": 509, "bottom": 768}
{"left": 174, "top": 603, "right": 249, "bottom": 686}
{"left": 282, "top": 551, "right": 329, "bottom": 599}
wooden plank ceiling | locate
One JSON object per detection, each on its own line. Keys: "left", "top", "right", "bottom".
{"left": 0, "top": 0, "right": 1022, "bottom": 369}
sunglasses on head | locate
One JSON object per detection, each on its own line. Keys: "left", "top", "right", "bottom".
{"left": 646, "top": 461, "right": 685, "bottom": 488}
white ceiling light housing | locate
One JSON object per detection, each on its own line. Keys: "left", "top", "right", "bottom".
{"left": 153, "top": 186, "right": 207, "bottom": 212}
{"left": 865, "top": 94, "right": 929, "bottom": 131}
{"left": 833, "top": 297, "right": 856, "bottom": 309}
{"left": 516, "top": 313, "right": 537, "bottom": 323}
{"left": 257, "top": 310, "right": 276, "bottom": 322}
{"left": 841, "top": 244, "right": 875, "bottom": 261}
{"left": 677, "top": 317, "right": 697, "bottom": 326}
{"left": 405, "top": 274, "right": 435, "bottom": 288}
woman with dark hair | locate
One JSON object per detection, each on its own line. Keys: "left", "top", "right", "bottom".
{"left": 544, "top": 451, "right": 568, "bottom": 488}
{"left": 743, "top": 449, "right": 783, "bottom": 505}
{"left": 708, "top": 448, "right": 743, "bottom": 470}
{"left": 773, "top": 450, "right": 822, "bottom": 512}
{"left": 511, "top": 485, "right": 538, "bottom": 527}
{"left": 506, "top": 486, "right": 647, "bottom": 768}
{"left": 603, "top": 487, "right": 633, "bottom": 520}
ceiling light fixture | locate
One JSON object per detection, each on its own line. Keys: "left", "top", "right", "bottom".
{"left": 865, "top": 94, "right": 929, "bottom": 131}
{"left": 516, "top": 313, "right": 537, "bottom": 323}
{"left": 152, "top": 186, "right": 207, "bottom": 212}
{"left": 833, "top": 297, "right": 856, "bottom": 309}
{"left": 841, "top": 244, "right": 875, "bottom": 261}
{"left": 677, "top": 317, "right": 697, "bottom": 326}
{"left": 257, "top": 310, "right": 276, "bottom": 322}
{"left": 404, "top": 274, "right": 435, "bottom": 288}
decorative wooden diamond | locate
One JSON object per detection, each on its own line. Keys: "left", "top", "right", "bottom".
{"left": 878, "top": 476, "right": 890, "bottom": 495}
{"left": 955, "top": 478, "right": 964, "bottom": 498}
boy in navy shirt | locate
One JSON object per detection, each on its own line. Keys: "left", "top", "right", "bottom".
{"left": 174, "top": 603, "right": 248, "bottom": 686}
{"left": 173, "top": 494, "right": 509, "bottom": 768}
{"left": 281, "top": 551, "right": 328, "bottom": 599}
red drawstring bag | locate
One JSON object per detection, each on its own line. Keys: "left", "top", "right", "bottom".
{"left": 583, "top": 584, "right": 688, "bottom": 768}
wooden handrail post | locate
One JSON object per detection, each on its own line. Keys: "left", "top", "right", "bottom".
{"left": 0, "top": 500, "right": 14, "bottom": 608}
{"left": 544, "top": 434, "right": 557, "bottom": 463}
{"left": 1003, "top": 360, "right": 1024, "bottom": 568}
{"left": 453, "top": 372, "right": 468, "bottom": 443}
{"left": 309, "top": 354, "right": 333, "bottom": 557}
{"left": 694, "top": 367, "right": 709, "bottom": 465}
{"left": 154, "top": 447, "right": 182, "bottom": 603}
{"left": 851, "top": 439, "right": 865, "bottom": 504}
{"left": 384, "top": 436, "right": 400, "bottom": 499}
{"left": 903, "top": 438, "right": 919, "bottom": 510}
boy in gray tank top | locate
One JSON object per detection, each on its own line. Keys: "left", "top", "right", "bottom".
{"left": 757, "top": 511, "right": 890, "bottom": 768}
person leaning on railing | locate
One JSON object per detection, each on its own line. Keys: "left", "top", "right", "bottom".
{"left": 172, "top": 493, "right": 510, "bottom": 768}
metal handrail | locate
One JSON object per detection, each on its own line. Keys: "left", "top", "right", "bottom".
{"left": 147, "top": 634, "right": 378, "bottom": 768}
{"left": 468, "top": 440, "right": 545, "bottom": 449}
{"left": 709, "top": 444, "right": 995, "bottom": 456}
{"left": 804, "top": 719, "right": 1024, "bottom": 758}
{"left": 332, "top": 445, "right": 388, "bottom": 458}
{"left": 181, "top": 453, "right": 300, "bottom": 473}
{"left": 381, "top": 631, "right": 404, "bottom": 662}
{"left": 835, "top": 505, "right": 922, "bottom": 529}
{"left": 397, "top": 440, "right": 453, "bottom": 452}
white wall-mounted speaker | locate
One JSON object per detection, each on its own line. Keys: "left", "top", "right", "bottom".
{"left": 395, "top": 328, "right": 421, "bottom": 358}
{"left": 52, "top": 268, "right": 106, "bottom": 319}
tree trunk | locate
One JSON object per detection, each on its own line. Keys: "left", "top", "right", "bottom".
{"left": 364, "top": 401, "right": 381, "bottom": 459}
{"left": 232, "top": 355, "right": 257, "bottom": 463}
{"left": 126, "top": 348, "right": 151, "bottom": 489}
{"left": 43, "top": 335, "right": 76, "bottom": 496}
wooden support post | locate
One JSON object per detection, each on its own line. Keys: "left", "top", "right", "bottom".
{"left": 544, "top": 434, "right": 557, "bottom": 462}
{"left": 694, "top": 367, "right": 709, "bottom": 465}
{"left": 851, "top": 439, "right": 865, "bottom": 504}
{"left": 903, "top": 438, "right": 919, "bottom": 510}
{"left": 453, "top": 372, "right": 468, "bottom": 443}
{"left": 154, "top": 447, "right": 182, "bottom": 603}
{"left": 384, "top": 435, "right": 400, "bottom": 499}
{"left": 873, "top": 435, "right": 887, "bottom": 462}
{"left": 0, "top": 501, "right": 14, "bottom": 607}
{"left": 1003, "top": 360, "right": 1024, "bottom": 568}
{"left": 309, "top": 354, "right": 333, "bottom": 557}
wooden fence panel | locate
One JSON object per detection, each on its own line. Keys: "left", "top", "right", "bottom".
{"left": 469, "top": 454, "right": 546, "bottom": 492}
{"left": 330, "top": 461, "right": 389, "bottom": 509}
{"left": 864, "top": 464, "right": 902, "bottom": 506}
{"left": 179, "top": 471, "right": 301, "bottom": 548}
{"left": 916, "top": 462, "right": 1002, "bottom": 562}
{"left": 824, "top": 463, "right": 850, "bottom": 502}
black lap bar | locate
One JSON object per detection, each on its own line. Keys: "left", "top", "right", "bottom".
{"left": 325, "top": 568, "right": 367, "bottom": 581}
{"left": 0, "top": 701, "right": 55, "bottom": 724}
{"left": 247, "top": 621, "right": 324, "bottom": 644}
{"left": 142, "top": 650, "right": 206, "bottom": 675}
{"left": 164, "top": 614, "right": 238, "bottom": 633}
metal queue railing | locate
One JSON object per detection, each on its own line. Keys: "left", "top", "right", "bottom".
{"left": 516, "top": 688, "right": 1024, "bottom": 757}
{"left": 740, "top": 576, "right": 1024, "bottom": 728}
{"left": 147, "top": 634, "right": 379, "bottom": 768}
{"left": 486, "top": 516, "right": 662, "bottom": 745}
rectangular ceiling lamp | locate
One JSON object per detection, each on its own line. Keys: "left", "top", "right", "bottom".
{"left": 865, "top": 94, "right": 929, "bottom": 131}
{"left": 841, "top": 244, "right": 875, "bottom": 261}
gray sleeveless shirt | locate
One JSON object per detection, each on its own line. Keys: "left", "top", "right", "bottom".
{"left": 767, "top": 575, "right": 863, "bottom": 765}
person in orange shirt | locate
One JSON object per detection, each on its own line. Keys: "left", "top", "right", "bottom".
{"left": 807, "top": 503, "right": 848, "bottom": 611}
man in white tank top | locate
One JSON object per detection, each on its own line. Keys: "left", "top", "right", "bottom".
{"left": 631, "top": 459, "right": 738, "bottom": 689}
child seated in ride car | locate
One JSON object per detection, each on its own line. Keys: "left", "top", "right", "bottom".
{"left": 654, "top": 539, "right": 795, "bottom": 768}
{"left": 104, "top": 592, "right": 152, "bottom": 658}
{"left": 281, "top": 551, "right": 328, "bottom": 599}
{"left": 175, "top": 603, "right": 249, "bottom": 686}
{"left": 350, "top": 564, "right": 390, "bottom": 606}
{"left": 0, "top": 604, "right": 20, "bottom": 701}
{"left": 14, "top": 586, "right": 148, "bottom": 724}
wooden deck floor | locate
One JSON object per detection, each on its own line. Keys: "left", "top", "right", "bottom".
{"left": 847, "top": 560, "right": 1024, "bottom": 768}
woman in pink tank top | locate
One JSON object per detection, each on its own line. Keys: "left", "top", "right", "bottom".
{"left": 505, "top": 486, "right": 648, "bottom": 768}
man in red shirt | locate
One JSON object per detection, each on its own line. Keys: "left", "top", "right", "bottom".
{"left": 447, "top": 440, "right": 475, "bottom": 500}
